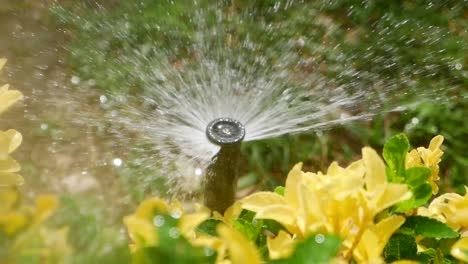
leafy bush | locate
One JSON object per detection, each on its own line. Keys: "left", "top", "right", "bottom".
{"left": 123, "top": 134, "right": 467, "bottom": 263}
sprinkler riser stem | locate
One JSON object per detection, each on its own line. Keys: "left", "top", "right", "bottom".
{"left": 204, "top": 143, "right": 241, "bottom": 214}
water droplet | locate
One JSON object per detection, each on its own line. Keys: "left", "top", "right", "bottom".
{"left": 88, "top": 79, "right": 96, "bottom": 86}
{"left": 103, "top": 245, "right": 112, "bottom": 253}
{"left": 455, "top": 63, "right": 462, "bottom": 70}
{"left": 113, "top": 158, "right": 123, "bottom": 167}
{"left": 40, "top": 123, "right": 49, "bottom": 130}
{"left": 350, "top": 225, "right": 359, "bottom": 234}
{"left": 170, "top": 209, "right": 182, "bottom": 219}
{"left": 296, "top": 37, "right": 305, "bottom": 47}
{"left": 204, "top": 247, "right": 215, "bottom": 257}
{"left": 153, "top": 215, "right": 165, "bottom": 227}
{"left": 71, "top": 76, "right": 80, "bottom": 85}
{"left": 195, "top": 167, "right": 203, "bottom": 176}
{"left": 169, "top": 227, "right": 179, "bottom": 238}
{"left": 99, "top": 95, "right": 108, "bottom": 104}
{"left": 315, "top": 234, "right": 325, "bottom": 244}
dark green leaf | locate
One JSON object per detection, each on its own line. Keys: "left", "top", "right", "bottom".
{"left": 402, "top": 216, "right": 459, "bottom": 239}
{"left": 262, "top": 219, "right": 285, "bottom": 235}
{"left": 139, "top": 244, "right": 216, "bottom": 264}
{"left": 383, "top": 233, "right": 418, "bottom": 262}
{"left": 238, "top": 209, "right": 257, "bottom": 222}
{"left": 412, "top": 183, "right": 433, "bottom": 208}
{"left": 270, "top": 234, "right": 342, "bottom": 264}
{"left": 196, "top": 219, "right": 222, "bottom": 237}
{"left": 419, "top": 237, "right": 460, "bottom": 257}
{"left": 415, "top": 248, "right": 436, "bottom": 264}
{"left": 414, "top": 247, "right": 451, "bottom": 264}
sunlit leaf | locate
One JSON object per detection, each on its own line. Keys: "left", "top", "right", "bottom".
{"left": 383, "top": 134, "right": 410, "bottom": 182}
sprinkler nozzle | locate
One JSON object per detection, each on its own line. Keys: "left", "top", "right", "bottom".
{"left": 204, "top": 117, "right": 245, "bottom": 214}
{"left": 206, "top": 118, "right": 245, "bottom": 145}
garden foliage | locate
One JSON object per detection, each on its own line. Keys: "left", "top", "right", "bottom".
{"left": 122, "top": 133, "right": 468, "bottom": 264}
{"left": 51, "top": 0, "right": 467, "bottom": 195}
{"left": 4, "top": 60, "right": 467, "bottom": 262}
{"left": 1, "top": 0, "right": 468, "bottom": 262}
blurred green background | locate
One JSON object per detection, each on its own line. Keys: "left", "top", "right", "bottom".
{"left": 51, "top": 0, "right": 467, "bottom": 194}
{"left": 0, "top": 0, "right": 466, "bottom": 263}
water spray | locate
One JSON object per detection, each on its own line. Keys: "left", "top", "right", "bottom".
{"left": 204, "top": 118, "right": 245, "bottom": 214}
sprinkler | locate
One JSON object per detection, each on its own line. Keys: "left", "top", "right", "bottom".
{"left": 204, "top": 118, "right": 245, "bottom": 214}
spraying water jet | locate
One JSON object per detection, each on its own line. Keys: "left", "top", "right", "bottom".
{"left": 204, "top": 118, "right": 245, "bottom": 213}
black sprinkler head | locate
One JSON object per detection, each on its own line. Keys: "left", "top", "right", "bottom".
{"left": 206, "top": 118, "right": 245, "bottom": 145}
